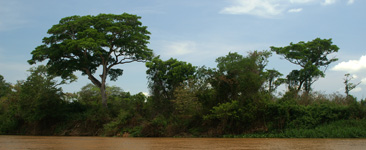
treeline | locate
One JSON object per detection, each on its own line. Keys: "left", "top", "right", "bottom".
{"left": 1, "top": 49, "right": 366, "bottom": 137}
{"left": 4, "top": 13, "right": 363, "bottom": 137}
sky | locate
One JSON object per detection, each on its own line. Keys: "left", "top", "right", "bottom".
{"left": 0, "top": 0, "right": 365, "bottom": 99}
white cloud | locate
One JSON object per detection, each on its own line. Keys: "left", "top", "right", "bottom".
{"left": 347, "top": 0, "right": 355, "bottom": 5}
{"left": 220, "top": 0, "right": 348, "bottom": 18}
{"left": 288, "top": 8, "right": 303, "bottom": 13}
{"left": 332, "top": 55, "right": 366, "bottom": 72}
{"left": 322, "top": 0, "right": 337, "bottom": 5}
{"left": 220, "top": 0, "right": 284, "bottom": 18}
{"left": 361, "top": 78, "right": 366, "bottom": 85}
{"left": 290, "top": 0, "right": 316, "bottom": 4}
{"left": 142, "top": 92, "right": 150, "bottom": 97}
{"left": 162, "top": 41, "right": 196, "bottom": 56}
{"left": 351, "top": 87, "right": 362, "bottom": 93}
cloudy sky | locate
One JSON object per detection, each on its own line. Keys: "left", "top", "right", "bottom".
{"left": 0, "top": 0, "right": 365, "bottom": 99}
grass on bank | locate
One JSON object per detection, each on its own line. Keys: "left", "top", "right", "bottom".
{"left": 223, "top": 119, "right": 366, "bottom": 138}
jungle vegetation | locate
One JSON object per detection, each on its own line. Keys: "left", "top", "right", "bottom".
{"left": 1, "top": 13, "right": 365, "bottom": 137}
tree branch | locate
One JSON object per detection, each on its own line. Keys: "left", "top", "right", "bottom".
{"left": 83, "top": 68, "right": 102, "bottom": 88}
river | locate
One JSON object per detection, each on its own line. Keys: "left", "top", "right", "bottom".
{"left": 1, "top": 136, "right": 365, "bottom": 150}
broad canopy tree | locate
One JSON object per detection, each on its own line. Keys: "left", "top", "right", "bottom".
{"left": 271, "top": 38, "right": 339, "bottom": 93}
{"left": 28, "top": 13, "right": 153, "bottom": 107}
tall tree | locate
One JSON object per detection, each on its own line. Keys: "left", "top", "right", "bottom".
{"left": 28, "top": 13, "right": 153, "bottom": 107}
{"left": 271, "top": 38, "right": 339, "bottom": 92}
{"left": 213, "top": 51, "right": 270, "bottom": 103}
{"left": 146, "top": 56, "right": 196, "bottom": 115}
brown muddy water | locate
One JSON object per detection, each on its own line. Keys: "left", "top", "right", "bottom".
{"left": 1, "top": 136, "right": 365, "bottom": 150}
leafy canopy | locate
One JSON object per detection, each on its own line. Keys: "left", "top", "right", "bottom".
{"left": 212, "top": 51, "right": 270, "bottom": 103}
{"left": 28, "top": 13, "right": 153, "bottom": 82}
{"left": 146, "top": 56, "right": 197, "bottom": 116}
{"left": 17, "top": 65, "right": 66, "bottom": 122}
{"left": 271, "top": 38, "right": 339, "bottom": 91}
{"left": 0, "top": 75, "right": 11, "bottom": 98}
{"left": 146, "top": 56, "right": 197, "bottom": 99}
{"left": 271, "top": 38, "right": 338, "bottom": 68}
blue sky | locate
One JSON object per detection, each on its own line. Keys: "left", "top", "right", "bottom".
{"left": 0, "top": 0, "right": 365, "bottom": 99}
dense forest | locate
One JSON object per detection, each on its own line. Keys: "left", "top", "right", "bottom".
{"left": 1, "top": 13, "right": 366, "bottom": 138}
{"left": 1, "top": 52, "right": 366, "bottom": 137}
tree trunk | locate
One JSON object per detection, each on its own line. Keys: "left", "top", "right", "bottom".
{"left": 268, "top": 80, "right": 273, "bottom": 93}
{"left": 85, "top": 68, "right": 108, "bottom": 108}
{"left": 297, "top": 80, "right": 304, "bottom": 92}
{"left": 100, "top": 84, "right": 108, "bottom": 108}
{"left": 100, "top": 63, "right": 108, "bottom": 108}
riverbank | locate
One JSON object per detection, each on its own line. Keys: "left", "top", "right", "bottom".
{"left": 223, "top": 119, "right": 366, "bottom": 138}
{"left": 3, "top": 119, "right": 366, "bottom": 138}
{"left": 2, "top": 73, "right": 366, "bottom": 138}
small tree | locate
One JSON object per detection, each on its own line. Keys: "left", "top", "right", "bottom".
{"left": 29, "top": 13, "right": 153, "bottom": 107}
{"left": 16, "top": 65, "right": 70, "bottom": 127}
{"left": 263, "top": 69, "right": 285, "bottom": 94}
{"left": 271, "top": 38, "right": 339, "bottom": 93}
{"left": 344, "top": 73, "right": 360, "bottom": 97}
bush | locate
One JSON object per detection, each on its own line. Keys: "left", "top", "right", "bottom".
{"left": 103, "top": 109, "right": 133, "bottom": 136}
{"left": 140, "top": 115, "right": 167, "bottom": 137}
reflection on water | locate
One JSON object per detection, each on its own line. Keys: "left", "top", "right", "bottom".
{"left": 1, "top": 136, "right": 366, "bottom": 150}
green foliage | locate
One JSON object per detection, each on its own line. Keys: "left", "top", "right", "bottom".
{"left": 235, "top": 120, "right": 366, "bottom": 138}
{"left": 263, "top": 69, "right": 285, "bottom": 94}
{"left": 190, "top": 66, "right": 216, "bottom": 114}
{"left": 204, "top": 100, "right": 242, "bottom": 133}
{"left": 29, "top": 13, "right": 152, "bottom": 79}
{"left": 0, "top": 75, "right": 11, "bottom": 98}
{"left": 140, "top": 114, "right": 168, "bottom": 137}
{"left": 170, "top": 81, "right": 203, "bottom": 134}
{"left": 103, "top": 109, "right": 133, "bottom": 136}
{"left": 211, "top": 51, "right": 269, "bottom": 103}
{"left": 29, "top": 13, "right": 153, "bottom": 107}
{"left": 18, "top": 66, "right": 66, "bottom": 122}
{"left": 78, "top": 83, "right": 102, "bottom": 103}
{"left": 0, "top": 66, "right": 74, "bottom": 134}
{"left": 77, "top": 83, "right": 129, "bottom": 105}
{"left": 0, "top": 75, "right": 14, "bottom": 134}
{"left": 265, "top": 98, "right": 353, "bottom": 131}
{"left": 271, "top": 38, "right": 339, "bottom": 92}
{"left": 204, "top": 100, "right": 261, "bottom": 134}
{"left": 202, "top": 51, "right": 272, "bottom": 135}
{"left": 146, "top": 56, "right": 196, "bottom": 116}
{"left": 103, "top": 92, "right": 147, "bottom": 136}
{"left": 0, "top": 113, "right": 18, "bottom": 134}
{"left": 2, "top": 65, "right": 366, "bottom": 137}
{"left": 172, "top": 83, "right": 202, "bottom": 117}
{"left": 3, "top": 34, "right": 365, "bottom": 138}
